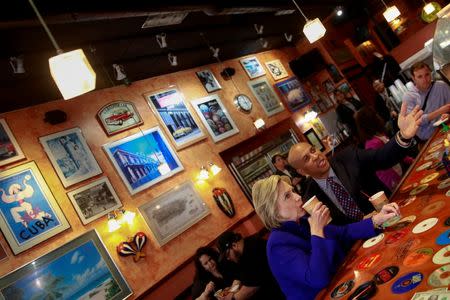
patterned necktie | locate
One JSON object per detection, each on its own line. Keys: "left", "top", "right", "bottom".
{"left": 326, "top": 176, "right": 364, "bottom": 221}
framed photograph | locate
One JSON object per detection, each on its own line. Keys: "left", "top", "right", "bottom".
{"left": 0, "top": 230, "right": 132, "bottom": 300}
{"left": 39, "top": 128, "right": 102, "bottom": 188}
{"left": 265, "top": 59, "right": 288, "bottom": 80}
{"left": 67, "top": 177, "right": 122, "bottom": 225}
{"left": 0, "top": 118, "right": 25, "bottom": 167}
{"left": 327, "top": 64, "right": 343, "bottom": 83}
{"left": 103, "top": 127, "right": 184, "bottom": 195}
{"left": 0, "top": 161, "right": 70, "bottom": 255}
{"left": 196, "top": 69, "right": 221, "bottom": 92}
{"left": 144, "top": 87, "right": 206, "bottom": 150}
{"left": 320, "top": 93, "right": 334, "bottom": 109}
{"left": 139, "top": 181, "right": 210, "bottom": 246}
{"left": 190, "top": 95, "right": 239, "bottom": 143}
{"left": 97, "top": 101, "right": 143, "bottom": 136}
{"left": 304, "top": 128, "right": 325, "bottom": 152}
{"left": 275, "top": 77, "right": 311, "bottom": 112}
{"left": 248, "top": 78, "right": 285, "bottom": 116}
{"left": 240, "top": 56, "right": 266, "bottom": 79}
{"left": 322, "top": 79, "right": 335, "bottom": 94}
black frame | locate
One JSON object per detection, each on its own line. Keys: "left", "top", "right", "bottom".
{"left": 304, "top": 128, "right": 325, "bottom": 152}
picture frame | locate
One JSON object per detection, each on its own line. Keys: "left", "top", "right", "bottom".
{"left": 97, "top": 101, "right": 143, "bottom": 136}
{"left": 275, "top": 77, "right": 312, "bottom": 112}
{"left": 265, "top": 59, "right": 288, "bottom": 81}
{"left": 322, "top": 79, "right": 335, "bottom": 94}
{"left": 304, "top": 128, "right": 325, "bottom": 152}
{"left": 248, "top": 78, "right": 285, "bottom": 116}
{"left": 196, "top": 69, "right": 221, "bottom": 92}
{"left": 190, "top": 94, "right": 239, "bottom": 143}
{"left": 103, "top": 126, "right": 184, "bottom": 195}
{"left": 144, "top": 87, "right": 206, "bottom": 150}
{"left": 0, "top": 161, "right": 70, "bottom": 255}
{"left": 0, "top": 230, "right": 132, "bottom": 300}
{"left": 0, "top": 118, "right": 25, "bottom": 167}
{"left": 39, "top": 127, "right": 102, "bottom": 188}
{"left": 67, "top": 177, "right": 122, "bottom": 225}
{"left": 139, "top": 181, "right": 210, "bottom": 246}
{"left": 327, "top": 64, "right": 344, "bottom": 83}
{"left": 240, "top": 56, "right": 266, "bottom": 79}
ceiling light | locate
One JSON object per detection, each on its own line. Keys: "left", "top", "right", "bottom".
{"left": 380, "top": 0, "right": 401, "bottom": 23}
{"left": 168, "top": 53, "right": 178, "bottom": 66}
{"left": 424, "top": 2, "right": 436, "bottom": 14}
{"left": 336, "top": 7, "right": 344, "bottom": 16}
{"left": 291, "top": 0, "right": 326, "bottom": 43}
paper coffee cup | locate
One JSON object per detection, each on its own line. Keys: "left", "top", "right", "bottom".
{"left": 369, "top": 191, "right": 388, "bottom": 212}
{"left": 302, "top": 196, "right": 332, "bottom": 223}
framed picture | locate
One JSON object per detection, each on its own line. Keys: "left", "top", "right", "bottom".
{"left": 196, "top": 69, "right": 221, "bottom": 92}
{"left": 39, "top": 128, "right": 102, "bottom": 188}
{"left": 304, "top": 128, "right": 325, "bottom": 152}
{"left": 0, "top": 230, "right": 132, "bottom": 300}
{"left": 248, "top": 78, "right": 285, "bottom": 116}
{"left": 0, "top": 118, "right": 25, "bottom": 167}
{"left": 275, "top": 77, "right": 311, "bottom": 112}
{"left": 0, "top": 161, "right": 70, "bottom": 255}
{"left": 327, "top": 64, "right": 344, "bottom": 83}
{"left": 144, "top": 87, "right": 206, "bottom": 150}
{"left": 240, "top": 56, "right": 266, "bottom": 79}
{"left": 320, "top": 93, "right": 334, "bottom": 109}
{"left": 337, "top": 82, "right": 360, "bottom": 100}
{"left": 190, "top": 95, "right": 239, "bottom": 143}
{"left": 67, "top": 177, "right": 122, "bottom": 225}
{"left": 265, "top": 59, "right": 288, "bottom": 80}
{"left": 139, "top": 181, "right": 210, "bottom": 246}
{"left": 322, "top": 79, "right": 335, "bottom": 94}
{"left": 103, "top": 127, "right": 184, "bottom": 195}
{"left": 97, "top": 101, "right": 143, "bottom": 136}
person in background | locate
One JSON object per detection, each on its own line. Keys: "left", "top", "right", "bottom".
{"left": 372, "top": 79, "right": 399, "bottom": 136}
{"left": 251, "top": 175, "right": 400, "bottom": 300}
{"left": 334, "top": 89, "right": 362, "bottom": 137}
{"left": 272, "top": 154, "right": 305, "bottom": 194}
{"left": 403, "top": 61, "right": 450, "bottom": 142}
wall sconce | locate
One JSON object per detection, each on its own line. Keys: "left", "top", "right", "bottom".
{"left": 379, "top": 0, "right": 401, "bottom": 22}
{"left": 9, "top": 56, "right": 25, "bottom": 74}
{"left": 254, "top": 118, "right": 266, "bottom": 130}
{"left": 108, "top": 209, "right": 136, "bottom": 232}
{"left": 209, "top": 162, "right": 222, "bottom": 176}
{"left": 197, "top": 166, "right": 210, "bottom": 181}
{"left": 197, "top": 162, "right": 222, "bottom": 181}
{"left": 168, "top": 53, "right": 178, "bottom": 66}
{"left": 304, "top": 110, "right": 318, "bottom": 123}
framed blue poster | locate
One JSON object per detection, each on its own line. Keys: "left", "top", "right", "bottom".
{"left": 0, "top": 161, "right": 70, "bottom": 255}
{"left": 275, "top": 77, "right": 312, "bottom": 112}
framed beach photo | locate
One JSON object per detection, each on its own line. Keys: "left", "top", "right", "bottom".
{"left": 67, "top": 177, "right": 122, "bottom": 225}
{"left": 304, "top": 128, "right": 325, "bottom": 152}
{"left": 196, "top": 69, "right": 221, "bottom": 93}
{"left": 39, "top": 128, "right": 102, "bottom": 188}
{"left": 265, "top": 59, "right": 288, "bottom": 81}
{"left": 0, "top": 161, "right": 70, "bottom": 255}
{"left": 139, "top": 181, "right": 210, "bottom": 246}
{"left": 97, "top": 101, "right": 143, "bottom": 136}
{"left": 103, "top": 127, "right": 183, "bottom": 195}
{"left": 275, "top": 77, "right": 312, "bottom": 112}
{"left": 240, "top": 56, "right": 266, "bottom": 79}
{"left": 248, "top": 78, "right": 285, "bottom": 116}
{"left": 144, "top": 87, "right": 206, "bottom": 150}
{"left": 0, "top": 118, "right": 25, "bottom": 167}
{"left": 190, "top": 95, "right": 239, "bottom": 143}
{"left": 0, "top": 230, "right": 132, "bottom": 300}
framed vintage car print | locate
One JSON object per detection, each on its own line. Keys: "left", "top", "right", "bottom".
{"left": 97, "top": 101, "right": 143, "bottom": 136}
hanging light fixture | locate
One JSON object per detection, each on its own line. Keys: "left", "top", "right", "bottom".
{"left": 423, "top": 1, "right": 436, "bottom": 14}
{"left": 28, "top": 0, "right": 96, "bottom": 100}
{"left": 379, "top": 0, "right": 401, "bottom": 22}
{"left": 291, "top": 0, "right": 326, "bottom": 43}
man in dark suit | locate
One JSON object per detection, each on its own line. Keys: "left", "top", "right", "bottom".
{"left": 373, "top": 79, "right": 399, "bottom": 136}
{"left": 287, "top": 102, "right": 422, "bottom": 225}
{"left": 271, "top": 154, "right": 305, "bottom": 194}
{"left": 335, "top": 90, "right": 363, "bottom": 136}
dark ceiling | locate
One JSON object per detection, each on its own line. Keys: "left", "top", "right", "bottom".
{"left": 1, "top": 0, "right": 362, "bottom": 113}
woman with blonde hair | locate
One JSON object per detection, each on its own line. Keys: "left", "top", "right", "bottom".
{"left": 251, "top": 175, "right": 399, "bottom": 300}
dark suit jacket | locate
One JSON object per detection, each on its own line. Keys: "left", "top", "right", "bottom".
{"left": 375, "top": 94, "right": 391, "bottom": 123}
{"left": 302, "top": 137, "right": 410, "bottom": 225}
{"left": 336, "top": 104, "right": 358, "bottom": 134}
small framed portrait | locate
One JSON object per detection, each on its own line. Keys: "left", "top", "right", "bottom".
{"left": 275, "top": 77, "right": 312, "bottom": 112}
{"left": 0, "top": 118, "right": 25, "bottom": 167}
{"left": 0, "top": 230, "right": 132, "bottom": 299}
{"left": 103, "top": 126, "right": 184, "bottom": 195}
{"left": 39, "top": 128, "right": 102, "bottom": 188}
{"left": 190, "top": 94, "right": 239, "bottom": 143}
{"left": 248, "top": 78, "right": 285, "bottom": 116}
{"left": 322, "top": 79, "right": 335, "bottom": 94}
{"left": 240, "top": 56, "right": 266, "bottom": 79}
{"left": 265, "top": 59, "right": 288, "bottom": 80}
{"left": 196, "top": 69, "right": 222, "bottom": 92}
{"left": 304, "top": 128, "right": 325, "bottom": 152}
{"left": 0, "top": 161, "right": 70, "bottom": 255}
{"left": 97, "top": 101, "right": 143, "bottom": 136}
{"left": 144, "top": 87, "right": 206, "bottom": 150}
{"left": 139, "top": 181, "right": 210, "bottom": 246}
{"left": 67, "top": 177, "right": 122, "bottom": 225}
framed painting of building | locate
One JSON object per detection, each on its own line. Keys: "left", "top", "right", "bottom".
{"left": 144, "top": 87, "right": 206, "bottom": 150}
{"left": 97, "top": 101, "right": 143, "bottom": 136}
{"left": 275, "top": 77, "right": 312, "bottom": 112}
{"left": 0, "top": 118, "right": 25, "bottom": 167}
{"left": 103, "top": 127, "right": 184, "bottom": 195}
{"left": 0, "top": 161, "right": 70, "bottom": 255}
{"left": 248, "top": 78, "right": 285, "bottom": 116}
{"left": 240, "top": 56, "right": 266, "bottom": 79}
{"left": 39, "top": 128, "right": 102, "bottom": 188}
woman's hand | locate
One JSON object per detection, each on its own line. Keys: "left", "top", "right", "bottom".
{"left": 308, "top": 202, "right": 330, "bottom": 238}
{"left": 398, "top": 103, "right": 423, "bottom": 139}
{"left": 372, "top": 203, "right": 400, "bottom": 227}
{"left": 204, "top": 281, "right": 215, "bottom": 296}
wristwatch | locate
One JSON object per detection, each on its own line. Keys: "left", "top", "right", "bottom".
{"left": 398, "top": 131, "right": 412, "bottom": 143}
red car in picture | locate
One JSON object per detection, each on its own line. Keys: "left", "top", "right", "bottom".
{"left": 105, "top": 110, "right": 134, "bottom": 126}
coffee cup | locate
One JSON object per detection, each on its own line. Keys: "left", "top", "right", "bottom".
{"left": 302, "top": 196, "right": 332, "bottom": 223}
{"left": 369, "top": 191, "right": 389, "bottom": 212}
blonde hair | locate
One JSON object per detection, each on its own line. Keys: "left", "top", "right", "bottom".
{"left": 252, "top": 175, "right": 291, "bottom": 230}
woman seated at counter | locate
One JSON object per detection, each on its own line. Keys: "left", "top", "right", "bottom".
{"left": 251, "top": 175, "right": 400, "bottom": 300}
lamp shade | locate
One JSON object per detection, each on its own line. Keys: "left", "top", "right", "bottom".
{"left": 383, "top": 6, "right": 401, "bottom": 23}
{"left": 424, "top": 3, "right": 436, "bottom": 14}
{"left": 49, "top": 49, "right": 96, "bottom": 100}
{"left": 303, "top": 18, "right": 326, "bottom": 43}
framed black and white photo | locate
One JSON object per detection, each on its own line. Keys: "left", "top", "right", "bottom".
{"left": 265, "top": 59, "right": 288, "bottom": 80}
{"left": 304, "top": 128, "right": 325, "bottom": 152}
{"left": 0, "top": 118, "right": 25, "bottom": 167}
{"left": 196, "top": 69, "right": 221, "bottom": 93}
{"left": 67, "top": 177, "right": 122, "bottom": 225}
{"left": 248, "top": 78, "right": 285, "bottom": 116}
